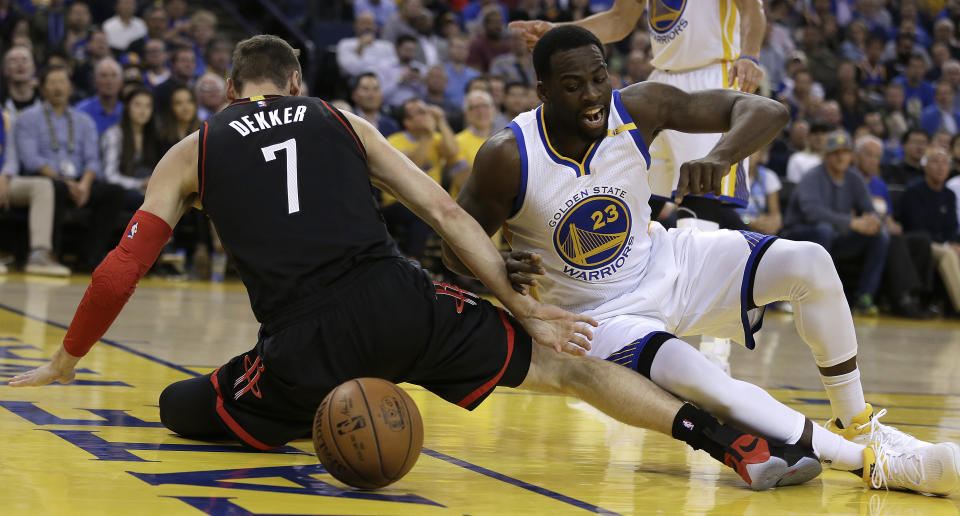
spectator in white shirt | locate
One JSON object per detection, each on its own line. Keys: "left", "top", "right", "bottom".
{"left": 101, "top": 87, "right": 161, "bottom": 210}
{"left": 787, "top": 121, "right": 831, "bottom": 183}
{"left": 335, "top": 11, "right": 397, "bottom": 82}
{"left": 102, "top": 0, "right": 147, "bottom": 52}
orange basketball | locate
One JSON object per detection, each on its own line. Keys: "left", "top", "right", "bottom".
{"left": 313, "top": 378, "right": 424, "bottom": 489}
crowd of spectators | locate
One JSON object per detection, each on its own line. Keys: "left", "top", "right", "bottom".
{"left": 7, "top": 0, "right": 960, "bottom": 319}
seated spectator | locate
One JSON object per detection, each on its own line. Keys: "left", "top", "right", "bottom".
{"left": 737, "top": 147, "right": 782, "bottom": 235}
{"left": 880, "top": 82, "right": 910, "bottom": 146}
{"left": 355, "top": 0, "right": 396, "bottom": 28}
{"left": 449, "top": 89, "right": 495, "bottom": 198}
{"left": 141, "top": 39, "right": 169, "bottom": 90}
{"left": 424, "top": 64, "right": 463, "bottom": 132}
{"left": 159, "top": 84, "right": 199, "bottom": 151}
{"left": 932, "top": 18, "right": 960, "bottom": 59}
{"left": 920, "top": 81, "right": 960, "bottom": 136}
{"left": 381, "top": 34, "right": 426, "bottom": 109}
{"left": 381, "top": 0, "right": 420, "bottom": 48}
{"left": 885, "top": 32, "right": 930, "bottom": 80}
{"left": 502, "top": 81, "right": 530, "bottom": 121}
{"left": 102, "top": 0, "right": 146, "bottom": 53}
{"left": 335, "top": 11, "right": 396, "bottom": 83}
{"left": 466, "top": 75, "right": 509, "bottom": 132}
{"left": 768, "top": 119, "right": 807, "bottom": 177}
{"left": 101, "top": 87, "right": 160, "bottom": 210}
{"left": 186, "top": 10, "right": 217, "bottom": 74}
{"left": 943, "top": 60, "right": 960, "bottom": 112}
{"left": 799, "top": 24, "right": 839, "bottom": 93}
{"left": 933, "top": 129, "right": 953, "bottom": 150}
{"left": 786, "top": 120, "right": 830, "bottom": 183}
{"left": 410, "top": 7, "right": 438, "bottom": 66}
{"left": 383, "top": 99, "right": 458, "bottom": 260}
{"left": 194, "top": 72, "right": 226, "bottom": 121}
{"left": 443, "top": 34, "right": 480, "bottom": 108}
{"left": 897, "top": 147, "right": 960, "bottom": 314}
{"left": 783, "top": 130, "right": 890, "bottom": 315}
{"left": 489, "top": 31, "right": 535, "bottom": 87}
{"left": 16, "top": 65, "right": 123, "bottom": 270}
{"left": 855, "top": 134, "right": 935, "bottom": 318}
{"left": 72, "top": 29, "right": 112, "bottom": 98}
{"left": 841, "top": 19, "right": 868, "bottom": 63}
{"left": 75, "top": 58, "right": 123, "bottom": 135}
{"left": 2, "top": 46, "right": 41, "bottom": 177}
{"left": 467, "top": 5, "right": 511, "bottom": 73}
{"left": 779, "top": 69, "right": 821, "bottom": 121}
{"left": 858, "top": 34, "right": 887, "bottom": 92}
{"left": 950, "top": 133, "right": 960, "bottom": 175}
{"left": 153, "top": 45, "right": 196, "bottom": 112}
{"left": 204, "top": 37, "right": 232, "bottom": 79}
{"left": 883, "top": 128, "right": 928, "bottom": 187}
{"left": 127, "top": 6, "right": 167, "bottom": 57}
{"left": 0, "top": 100, "right": 69, "bottom": 276}
{"left": 62, "top": 1, "right": 92, "bottom": 61}
{"left": 894, "top": 53, "right": 936, "bottom": 120}
{"left": 926, "top": 42, "right": 951, "bottom": 82}
{"left": 349, "top": 73, "right": 400, "bottom": 137}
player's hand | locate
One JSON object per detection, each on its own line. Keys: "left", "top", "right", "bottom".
{"left": 675, "top": 157, "right": 729, "bottom": 203}
{"left": 729, "top": 58, "right": 764, "bottom": 94}
{"left": 502, "top": 250, "right": 545, "bottom": 294}
{"left": 7, "top": 347, "right": 79, "bottom": 387}
{"left": 508, "top": 20, "right": 555, "bottom": 49}
{"left": 515, "top": 302, "right": 597, "bottom": 356}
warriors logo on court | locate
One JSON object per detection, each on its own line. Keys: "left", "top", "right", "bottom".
{"left": 553, "top": 195, "right": 633, "bottom": 278}
{"left": 649, "top": 0, "right": 687, "bottom": 34}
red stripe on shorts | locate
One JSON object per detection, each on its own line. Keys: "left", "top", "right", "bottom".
{"left": 457, "top": 307, "right": 515, "bottom": 408}
{"left": 209, "top": 367, "right": 276, "bottom": 450}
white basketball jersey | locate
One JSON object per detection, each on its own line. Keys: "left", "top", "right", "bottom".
{"left": 648, "top": 0, "right": 745, "bottom": 72}
{"left": 504, "top": 90, "right": 653, "bottom": 314}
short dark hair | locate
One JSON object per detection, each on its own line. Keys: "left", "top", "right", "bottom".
{"left": 398, "top": 98, "right": 419, "bottom": 120}
{"left": 505, "top": 81, "right": 527, "bottom": 94}
{"left": 39, "top": 65, "right": 71, "bottom": 87}
{"left": 395, "top": 34, "right": 417, "bottom": 47}
{"left": 350, "top": 72, "right": 379, "bottom": 93}
{"left": 532, "top": 26, "right": 604, "bottom": 81}
{"left": 902, "top": 127, "right": 929, "bottom": 145}
{"left": 809, "top": 120, "right": 833, "bottom": 134}
{"left": 230, "top": 35, "right": 302, "bottom": 92}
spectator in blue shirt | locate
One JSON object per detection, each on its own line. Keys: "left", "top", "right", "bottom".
{"left": 443, "top": 34, "right": 480, "bottom": 108}
{"left": 16, "top": 65, "right": 123, "bottom": 270}
{"left": 920, "top": 81, "right": 960, "bottom": 136}
{"left": 894, "top": 54, "right": 936, "bottom": 120}
{"left": 75, "top": 58, "right": 123, "bottom": 135}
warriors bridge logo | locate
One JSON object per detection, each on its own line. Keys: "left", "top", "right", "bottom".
{"left": 553, "top": 195, "right": 633, "bottom": 280}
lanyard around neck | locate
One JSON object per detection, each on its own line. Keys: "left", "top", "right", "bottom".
{"left": 42, "top": 102, "right": 74, "bottom": 154}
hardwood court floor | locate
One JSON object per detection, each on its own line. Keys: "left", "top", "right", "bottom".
{"left": 2, "top": 273, "right": 960, "bottom": 515}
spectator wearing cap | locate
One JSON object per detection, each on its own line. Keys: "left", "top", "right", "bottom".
{"left": 443, "top": 34, "right": 480, "bottom": 108}
{"left": 103, "top": 0, "right": 146, "bottom": 52}
{"left": 128, "top": 6, "right": 168, "bottom": 58}
{"left": 883, "top": 128, "right": 929, "bottom": 187}
{"left": 786, "top": 120, "right": 831, "bottom": 183}
{"left": 17, "top": 66, "right": 123, "bottom": 271}
{"left": 349, "top": 72, "right": 399, "bottom": 137}
{"left": 897, "top": 147, "right": 960, "bottom": 314}
{"left": 335, "top": 11, "right": 397, "bottom": 82}
{"left": 783, "top": 130, "right": 890, "bottom": 315}
{"left": 920, "top": 81, "right": 960, "bottom": 136}
{"left": 75, "top": 58, "right": 123, "bottom": 135}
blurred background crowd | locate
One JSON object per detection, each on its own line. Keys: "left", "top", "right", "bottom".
{"left": 4, "top": 0, "right": 960, "bottom": 319}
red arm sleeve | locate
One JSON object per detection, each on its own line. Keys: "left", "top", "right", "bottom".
{"left": 62, "top": 210, "right": 173, "bottom": 357}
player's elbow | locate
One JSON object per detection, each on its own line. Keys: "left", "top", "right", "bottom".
{"left": 764, "top": 99, "right": 791, "bottom": 131}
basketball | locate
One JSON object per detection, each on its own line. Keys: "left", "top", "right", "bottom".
{"left": 313, "top": 378, "right": 424, "bottom": 489}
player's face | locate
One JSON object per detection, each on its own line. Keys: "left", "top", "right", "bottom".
{"left": 540, "top": 45, "right": 611, "bottom": 142}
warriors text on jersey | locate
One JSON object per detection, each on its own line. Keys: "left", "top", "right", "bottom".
{"left": 648, "top": 0, "right": 750, "bottom": 72}
{"left": 504, "top": 90, "right": 653, "bottom": 313}
{"left": 198, "top": 95, "right": 398, "bottom": 332}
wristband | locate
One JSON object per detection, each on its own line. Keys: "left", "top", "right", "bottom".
{"left": 737, "top": 55, "right": 760, "bottom": 66}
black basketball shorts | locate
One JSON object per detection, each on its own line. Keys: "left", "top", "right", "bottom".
{"left": 199, "top": 258, "right": 533, "bottom": 449}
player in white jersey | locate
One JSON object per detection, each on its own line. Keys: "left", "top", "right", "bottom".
{"left": 510, "top": 0, "right": 767, "bottom": 370}
{"left": 443, "top": 27, "right": 960, "bottom": 496}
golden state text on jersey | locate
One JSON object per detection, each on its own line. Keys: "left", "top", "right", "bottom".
{"left": 503, "top": 91, "right": 656, "bottom": 313}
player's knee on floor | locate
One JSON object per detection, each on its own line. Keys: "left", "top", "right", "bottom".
{"left": 158, "top": 375, "right": 231, "bottom": 440}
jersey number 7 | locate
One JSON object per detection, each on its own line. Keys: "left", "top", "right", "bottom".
{"left": 261, "top": 138, "right": 299, "bottom": 214}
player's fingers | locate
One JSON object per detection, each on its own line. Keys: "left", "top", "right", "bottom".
{"left": 728, "top": 64, "right": 738, "bottom": 88}
{"left": 688, "top": 165, "right": 703, "bottom": 195}
{"left": 565, "top": 339, "right": 589, "bottom": 355}
{"left": 573, "top": 323, "right": 594, "bottom": 341}
{"left": 569, "top": 334, "right": 591, "bottom": 352}
{"left": 712, "top": 165, "right": 725, "bottom": 196}
{"left": 509, "top": 272, "right": 538, "bottom": 287}
{"left": 676, "top": 163, "right": 690, "bottom": 203}
{"left": 507, "top": 259, "right": 544, "bottom": 275}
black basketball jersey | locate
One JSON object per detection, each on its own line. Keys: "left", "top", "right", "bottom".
{"left": 198, "top": 95, "right": 398, "bottom": 330}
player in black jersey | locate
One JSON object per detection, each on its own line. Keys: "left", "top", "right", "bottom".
{"left": 10, "top": 35, "right": 822, "bottom": 490}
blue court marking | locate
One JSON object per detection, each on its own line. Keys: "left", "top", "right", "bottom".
{"left": 422, "top": 448, "right": 622, "bottom": 515}
{"left": 0, "top": 299, "right": 623, "bottom": 513}
{"left": 0, "top": 301, "right": 200, "bottom": 378}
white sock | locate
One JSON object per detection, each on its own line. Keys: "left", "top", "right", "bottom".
{"left": 821, "top": 369, "right": 866, "bottom": 428}
{"left": 811, "top": 423, "right": 865, "bottom": 470}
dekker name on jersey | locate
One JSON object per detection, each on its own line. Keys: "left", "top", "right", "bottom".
{"left": 228, "top": 104, "right": 307, "bottom": 137}
{"left": 504, "top": 91, "right": 655, "bottom": 312}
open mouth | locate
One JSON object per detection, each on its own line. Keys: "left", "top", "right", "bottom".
{"left": 582, "top": 106, "right": 605, "bottom": 129}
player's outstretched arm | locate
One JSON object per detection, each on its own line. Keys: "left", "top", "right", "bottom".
{"left": 8, "top": 135, "right": 199, "bottom": 387}
{"left": 620, "top": 82, "right": 789, "bottom": 202}
{"left": 346, "top": 111, "right": 596, "bottom": 354}
{"left": 509, "top": 0, "right": 644, "bottom": 47}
